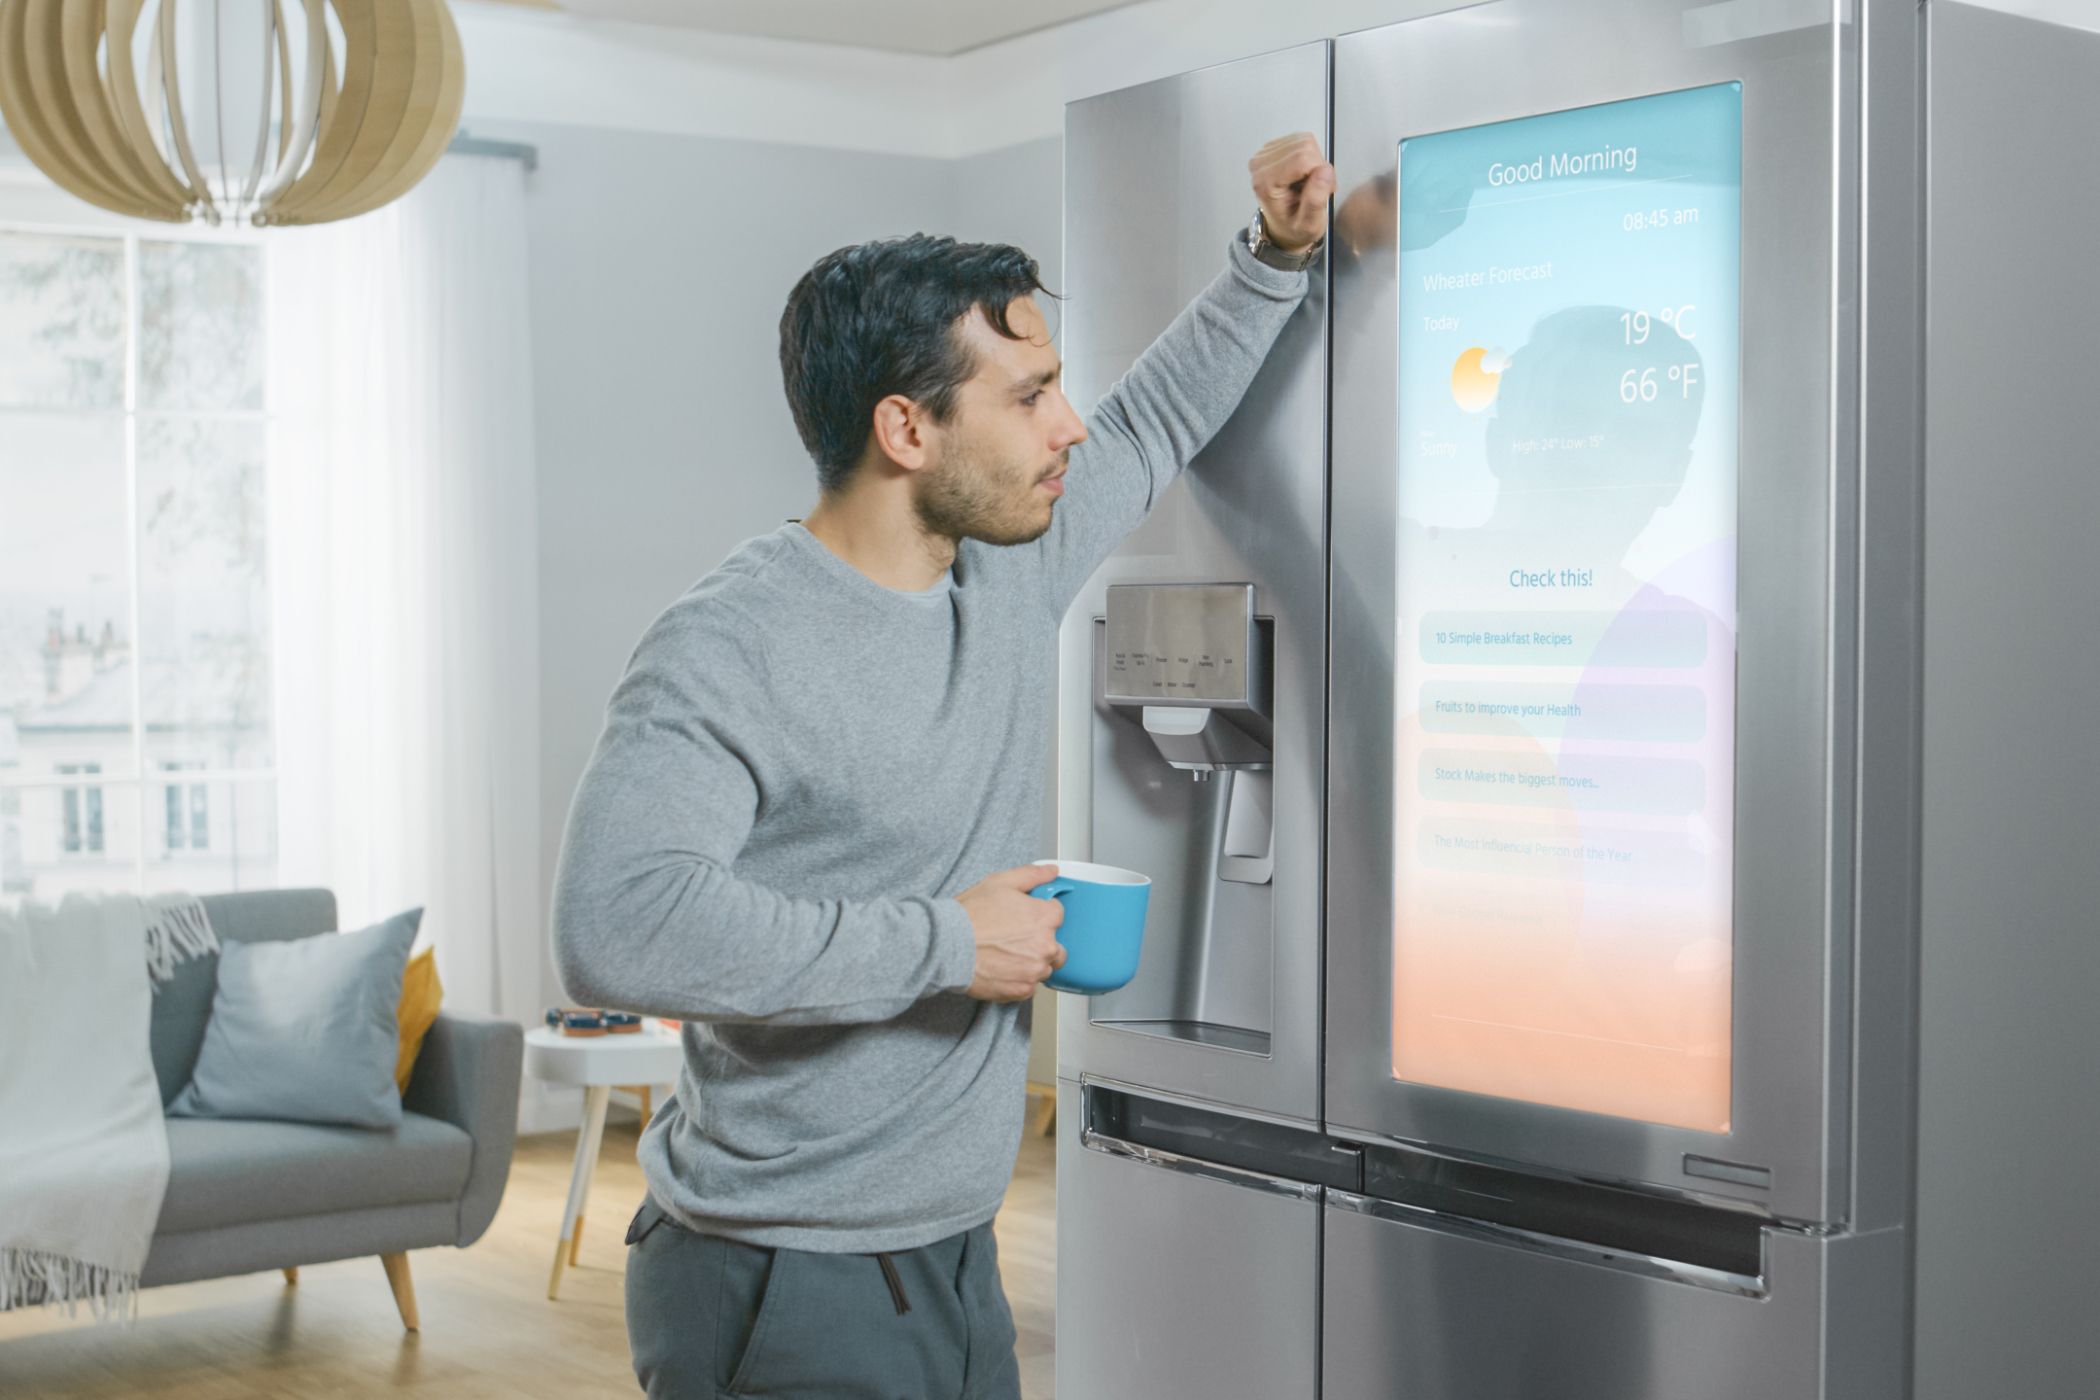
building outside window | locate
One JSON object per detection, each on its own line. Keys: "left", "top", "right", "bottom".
{"left": 57, "top": 762, "right": 103, "bottom": 854}
{"left": 0, "top": 774, "right": 18, "bottom": 894}
{"left": 0, "top": 221, "right": 276, "bottom": 903}
{"left": 163, "top": 760, "right": 209, "bottom": 853}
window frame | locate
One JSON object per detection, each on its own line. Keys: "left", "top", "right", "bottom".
{"left": 0, "top": 199, "right": 273, "bottom": 896}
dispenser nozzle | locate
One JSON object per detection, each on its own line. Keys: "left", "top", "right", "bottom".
{"left": 1139, "top": 705, "right": 1271, "bottom": 773}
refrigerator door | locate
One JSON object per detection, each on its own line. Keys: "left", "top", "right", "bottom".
{"left": 1057, "top": 42, "right": 1330, "bottom": 1124}
{"left": 1056, "top": 1081, "right": 1323, "bottom": 1400}
{"left": 1328, "top": 0, "right": 1852, "bottom": 1223}
{"left": 1322, "top": 1193, "right": 1906, "bottom": 1400}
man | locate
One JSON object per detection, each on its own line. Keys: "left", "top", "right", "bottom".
{"left": 552, "top": 133, "right": 1334, "bottom": 1399}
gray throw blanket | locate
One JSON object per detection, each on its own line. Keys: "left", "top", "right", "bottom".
{"left": 0, "top": 893, "right": 216, "bottom": 1319}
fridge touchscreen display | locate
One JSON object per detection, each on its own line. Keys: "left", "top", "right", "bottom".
{"left": 1391, "top": 83, "right": 1741, "bottom": 1132}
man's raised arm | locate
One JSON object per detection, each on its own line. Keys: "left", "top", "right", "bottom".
{"left": 1031, "top": 134, "right": 1334, "bottom": 612}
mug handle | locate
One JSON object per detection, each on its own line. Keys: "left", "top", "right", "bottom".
{"left": 1033, "top": 878, "right": 1077, "bottom": 901}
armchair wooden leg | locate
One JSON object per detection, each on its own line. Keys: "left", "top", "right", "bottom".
{"left": 380, "top": 1252, "right": 419, "bottom": 1332}
{"left": 282, "top": 1267, "right": 298, "bottom": 1285}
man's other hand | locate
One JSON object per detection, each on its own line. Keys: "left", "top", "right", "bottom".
{"left": 958, "top": 863, "right": 1069, "bottom": 1003}
{"left": 1250, "top": 133, "right": 1336, "bottom": 253}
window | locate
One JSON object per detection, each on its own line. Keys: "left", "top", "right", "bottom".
{"left": 0, "top": 223, "right": 275, "bottom": 902}
{"left": 59, "top": 763, "right": 103, "bottom": 854}
{"left": 0, "top": 782, "right": 20, "bottom": 894}
{"left": 163, "top": 762, "right": 209, "bottom": 853}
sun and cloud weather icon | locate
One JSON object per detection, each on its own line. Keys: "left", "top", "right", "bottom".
{"left": 1450, "top": 346, "right": 1510, "bottom": 413}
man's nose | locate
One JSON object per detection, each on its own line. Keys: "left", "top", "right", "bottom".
{"left": 1052, "top": 393, "right": 1088, "bottom": 450}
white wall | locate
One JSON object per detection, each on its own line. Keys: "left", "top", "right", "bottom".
{"left": 947, "top": 137, "right": 1065, "bottom": 263}
{"left": 451, "top": 4, "right": 952, "bottom": 155}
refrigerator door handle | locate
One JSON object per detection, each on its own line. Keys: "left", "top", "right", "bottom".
{"left": 1327, "top": 1189, "right": 1769, "bottom": 1298}
{"left": 1080, "top": 1125, "right": 1324, "bottom": 1202}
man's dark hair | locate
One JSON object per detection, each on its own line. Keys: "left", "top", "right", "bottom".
{"left": 779, "top": 234, "right": 1052, "bottom": 492}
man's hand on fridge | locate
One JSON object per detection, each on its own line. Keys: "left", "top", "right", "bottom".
{"left": 1249, "top": 132, "right": 1336, "bottom": 253}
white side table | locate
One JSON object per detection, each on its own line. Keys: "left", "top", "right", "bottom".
{"left": 524, "top": 1024, "right": 685, "bottom": 1299}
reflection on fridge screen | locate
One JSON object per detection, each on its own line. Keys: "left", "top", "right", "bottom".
{"left": 1392, "top": 83, "right": 1742, "bottom": 1133}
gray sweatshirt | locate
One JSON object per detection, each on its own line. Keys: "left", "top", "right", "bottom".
{"left": 551, "top": 239, "right": 1308, "bottom": 1252}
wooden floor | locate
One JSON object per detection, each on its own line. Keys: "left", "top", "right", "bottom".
{"left": 0, "top": 1113, "right": 1058, "bottom": 1399}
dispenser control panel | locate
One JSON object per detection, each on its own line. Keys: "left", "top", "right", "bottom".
{"left": 1103, "top": 584, "right": 1259, "bottom": 708}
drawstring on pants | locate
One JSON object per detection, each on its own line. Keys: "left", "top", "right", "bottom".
{"left": 874, "top": 1252, "right": 911, "bottom": 1316}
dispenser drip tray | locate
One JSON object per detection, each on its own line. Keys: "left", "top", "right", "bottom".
{"left": 1093, "top": 1018, "right": 1272, "bottom": 1057}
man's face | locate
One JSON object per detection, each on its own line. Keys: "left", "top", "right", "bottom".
{"left": 913, "top": 295, "right": 1088, "bottom": 546}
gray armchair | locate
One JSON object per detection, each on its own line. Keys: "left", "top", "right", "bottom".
{"left": 142, "top": 890, "right": 524, "bottom": 1330}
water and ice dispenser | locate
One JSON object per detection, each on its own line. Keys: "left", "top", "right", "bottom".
{"left": 1100, "top": 584, "right": 1275, "bottom": 883}
{"left": 1081, "top": 583, "right": 1284, "bottom": 1058}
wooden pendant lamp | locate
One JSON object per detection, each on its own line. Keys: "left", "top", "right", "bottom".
{"left": 0, "top": 0, "right": 467, "bottom": 226}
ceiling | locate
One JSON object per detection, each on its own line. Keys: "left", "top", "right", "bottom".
{"left": 469, "top": 0, "right": 1148, "bottom": 56}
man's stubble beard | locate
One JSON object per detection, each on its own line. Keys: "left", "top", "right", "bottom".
{"left": 913, "top": 438, "right": 1064, "bottom": 548}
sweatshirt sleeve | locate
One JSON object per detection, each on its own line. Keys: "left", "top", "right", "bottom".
{"left": 550, "top": 597, "right": 980, "bottom": 1026}
{"left": 1028, "top": 235, "right": 1311, "bottom": 616}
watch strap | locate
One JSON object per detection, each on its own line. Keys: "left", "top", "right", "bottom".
{"left": 1247, "top": 208, "right": 1322, "bottom": 272}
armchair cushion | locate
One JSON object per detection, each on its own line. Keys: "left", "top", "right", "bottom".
{"left": 156, "top": 1113, "right": 471, "bottom": 1235}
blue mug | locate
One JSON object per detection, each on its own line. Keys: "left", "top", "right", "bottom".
{"left": 1029, "top": 860, "right": 1151, "bottom": 994}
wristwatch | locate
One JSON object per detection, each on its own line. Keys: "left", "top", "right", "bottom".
{"left": 1246, "top": 208, "right": 1323, "bottom": 272}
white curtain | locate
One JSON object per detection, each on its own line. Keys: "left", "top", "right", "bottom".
{"left": 265, "top": 155, "right": 543, "bottom": 1024}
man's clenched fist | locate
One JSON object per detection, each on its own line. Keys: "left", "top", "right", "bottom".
{"left": 958, "top": 863, "right": 1069, "bottom": 1003}
{"left": 1249, "top": 132, "right": 1336, "bottom": 253}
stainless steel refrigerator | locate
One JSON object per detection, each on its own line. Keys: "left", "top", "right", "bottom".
{"left": 1056, "top": 2, "right": 2099, "bottom": 1398}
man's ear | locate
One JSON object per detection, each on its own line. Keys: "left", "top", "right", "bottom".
{"left": 869, "top": 393, "right": 934, "bottom": 473}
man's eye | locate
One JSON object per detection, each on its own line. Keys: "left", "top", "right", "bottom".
{"left": 1022, "top": 392, "right": 1043, "bottom": 408}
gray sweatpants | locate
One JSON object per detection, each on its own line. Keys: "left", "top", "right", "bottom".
{"left": 623, "top": 1197, "right": 1023, "bottom": 1399}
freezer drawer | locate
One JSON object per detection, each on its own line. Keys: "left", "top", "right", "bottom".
{"left": 1056, "top": 1081, "right": 1321, "bottom": 1400}
{"left": 1322, "top": 1195, "right": 1906, "bottom": 1400}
